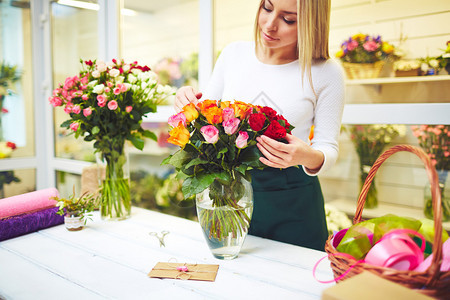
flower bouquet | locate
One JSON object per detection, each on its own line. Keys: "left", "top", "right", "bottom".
{"left": 0, "top": 62, "right": 21, "bottom": 141}
{"left": 336, "top": 33, "right": 398, "bottom": 79}
{"left": 49, "top": 59, "right": 173, "bottom": 220}
{"left": 345, "top": 125, "right": 405, "bottom": 208}
{"left": 411, "top": 125, "right": 449, "bottom": 221}
{"left": 0, "top": 141, "right": 20, "bottom": 198}
{"left": 162, "top": 100, "right": 294, "bottom": 259}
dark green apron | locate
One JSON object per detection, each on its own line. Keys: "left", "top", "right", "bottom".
{"left": 248, "top": 166, "right": 328, "bottom": 251}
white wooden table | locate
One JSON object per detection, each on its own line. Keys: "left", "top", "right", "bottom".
{"left": 0, "top": 207, "right": 335, "bottom": 300}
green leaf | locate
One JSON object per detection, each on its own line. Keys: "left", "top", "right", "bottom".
{"left": 182, "top": 172, "right": 230, "bottom": 199}
{"left": 167, "top": 150, "right": 191, "bottom": 169}
{"left": 240, "top": 146, "right": 265, "bottom": 168}
{"left": 185, "top": 157, "right": 209, "bottom": 169}
{"left": 161, "top": 156, "right": 171, "bottom": 165}
{"left": 129, "top": 134, "right": 145, "bottom": 150}
{"left": 143, "top": 129, "right": 157, "bottom": 141}
{"left": 236, "top": 164, "right": 248, "bottom": 176}
{"left": 92, "top": 126, "right": 100, "bottom": 135}
{"left": 61, "top": 119, "right": 72, "bottom": 128}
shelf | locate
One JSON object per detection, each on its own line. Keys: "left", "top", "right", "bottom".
{"left": 328, "top": 198, "right": 450, "bottom": 232}
{"left": 345, "top": 75, "right": 450, "bottom": 86}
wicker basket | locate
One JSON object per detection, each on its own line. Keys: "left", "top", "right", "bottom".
{"left": 324, "top": 145, "right": 450, "bottom": 298}
{"left": 342, "top": 61, "right": 385, "bottom": 79}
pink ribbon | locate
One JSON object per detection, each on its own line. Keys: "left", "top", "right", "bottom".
{"left": 364, "top": 229, "right": 425, "bottom": 271}
{"left": 313, "top": 229, "right": 426, "bottom": 283}
{"left": 415, "top": 238, "right": 450, "bottom": 272}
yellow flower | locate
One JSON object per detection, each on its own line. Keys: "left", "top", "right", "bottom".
{"left": 167, "top": 123, "right": 190, "bottom": 147}
{"left": 335, "top": 49, "right": 344, "bottom": 58}
{"left": 182, "top": 103, "right": 199, "bottom": 123}
{"left": 232, "top": 100, "right": 253, "bottom": 119}
{"left": 352, "top": 33, "right": 366, "bottom": 41}
{"left": 220, "top": 100, "right": 231, "bottom": 108}
{"left": 382, "top": 42, "right": 394, "bottom": 54}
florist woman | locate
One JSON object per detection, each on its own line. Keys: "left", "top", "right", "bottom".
{"left": 175, "top": 0, "right": 345, "bottom": 251}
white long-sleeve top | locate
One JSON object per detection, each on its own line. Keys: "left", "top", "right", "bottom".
{"left": 202, "top": 41, "right": 345, "bottom": 176}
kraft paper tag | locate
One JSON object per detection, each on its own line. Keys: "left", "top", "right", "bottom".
{"left": 148, "top": 262, "right": 219, "bottom": 282}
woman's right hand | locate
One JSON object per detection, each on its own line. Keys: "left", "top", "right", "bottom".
{"left": 174, "top": 86, "right": 202, "bottom": 112}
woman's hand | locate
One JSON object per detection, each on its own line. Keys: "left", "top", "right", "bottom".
{"left": 175, "top": 86, "right": 202, "bottom": 112}
{"left": 256, "top": 134, "right": 324, "bottom": 171}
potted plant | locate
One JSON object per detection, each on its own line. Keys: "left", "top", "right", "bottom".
{"left": 335, "top": 33, "right": 399, "bottom": 79}
{"left": 438, "top": 40, "right": 450, "bottom": 75}
{"left": 53, "top": 189, "right": 98, "bottom": 231}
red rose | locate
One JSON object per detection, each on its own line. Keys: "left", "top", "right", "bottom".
{"left": 248, "top": 113, "right": 266, "bottom": 131}
{"left": 6, "top": 142, "right": 16, "bottom": 150}
{"left": 275, "top": 115, "right": 291, "bottom": 131}
{"left": 261, "top": 106, "right": 277, "bottom": 120}
{"left": 263, "top": 120, "right": 287, "bottom": 140}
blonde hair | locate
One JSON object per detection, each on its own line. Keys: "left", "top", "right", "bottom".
{"left": 254, "top": 0, "right": 331, "bottom": 92}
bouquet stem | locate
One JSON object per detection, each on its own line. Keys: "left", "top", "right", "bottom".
{"left": 99, "top": 149, "right": 131, "bottom": 220}
{"left": 196, "top": 177, "right": 253, "bottom": 260}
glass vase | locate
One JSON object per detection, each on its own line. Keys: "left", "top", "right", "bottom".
{"left": 196, "top": 176, "right": 253, "bottom": 260}
{"left": 97, "top": 148, "right": 131, "bottom": 220}
{"left": 424, "top": 170, "right": 449, "bottom": 222}
{"left": 360, "top": 166, "right": 378, "bottom": 209}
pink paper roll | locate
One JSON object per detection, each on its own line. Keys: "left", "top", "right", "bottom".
{"left": 0, "top": 188, "right": 59, "bottom": 219}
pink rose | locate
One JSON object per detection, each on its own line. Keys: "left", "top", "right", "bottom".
{"left": 223, "top": 117, "right": 240, "bottom": 135}
{"left": 126, "top": 106, "right": 133, "bottom": 113}
{"left": 347, "top": 40, "right": 358, "bottom": 51}
{"left": 222, "top": 107, "right": 235, "bottom": 122}
{"left": 117, "top": 83, "right": 128, "bottom": 93}
{"left": 72, "top": 105, "right": 81, "bottom": 114}
{"left": 363, "top": 41, "right": 379, "bottom": 52}
{"left": 104, "top": 87, "right": 111, "bottom": 93}
{"left": 108, "top": 100, "right": 118, "bottom": 110}
{"left": 64, "top": 104, "right": 73, "bottom": 114}
{"left": 168, "top": 112, "right": 187, "bottom": 127}
{"left": 69, "top": 122, "right": 79, "bottom": 132}
{"left": 113, "top": 87, "right": 121, "bottom": 95}
{"left": 107, "top": 81, "right": 114, "bottom": 88}
{"left": 236, "top": 131, "right": 249, "bottom": 149}
{"left": 50, "top": 96, "right": 62, "bottom": 107}
{"left": 82, "top": 94, "right": 89, "bottom": 101}
{"left": 64, "top": 76, "right": 77, "bottom": 90}
{"left": 80, "top": 75, "right": 89, "bottom": 84}
{"left": 200, "top": 125, "right": 219, "bottom": 144}
{"left": 97, "top": 94, "right": 107, "bottom": 107}
{"left": 83, "top": 107, "right": 92, "bottom": 117}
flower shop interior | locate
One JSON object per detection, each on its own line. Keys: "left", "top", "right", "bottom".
{"left": 0, "top": 0, "right": 450, "bottom": 297}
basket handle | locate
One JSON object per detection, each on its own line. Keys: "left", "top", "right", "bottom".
{"left": 353, "top": 144, "right": 443, "bottom": 283}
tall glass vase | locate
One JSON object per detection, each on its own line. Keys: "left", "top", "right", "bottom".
{"left": 424, "top": 170, "right": 449, "bottom": 222}
{"left": 196, "top": 175, "right": 253, "bottom": 260}
{"left": 98, "top": 147, "right": 131, "bottom": 220}
{"left": 360, "top": 165, "right": 378, "bottom": 209}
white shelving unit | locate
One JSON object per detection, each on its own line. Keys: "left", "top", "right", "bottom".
{"left": 345, "top": 75, "right": 450, "bottom": 85}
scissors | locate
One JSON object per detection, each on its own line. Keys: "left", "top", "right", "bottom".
{"left": 149, "top": 230, "right": 170, "bottom": 247}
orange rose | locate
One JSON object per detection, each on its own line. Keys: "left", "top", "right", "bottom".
{"left": 232, "top": 100, "right": 253, "bottom": 119}
{"left": 167, "top": 123, "right": 190, "bottom": 147}
{"left": 197, "top": 99, "right": 218, "bottom": 112}
{"left": 220, "top": 101, "right": 231, "bottom": 108}
{"left": 182, "top": 103, "right": 199, "bottom": 123}
{"left": 203, "top": 106, "right": 223, "bottom": 124}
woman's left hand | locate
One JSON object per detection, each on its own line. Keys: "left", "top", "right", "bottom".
{"left": 256, "top": 134, "right": 324, "bottom": 170}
